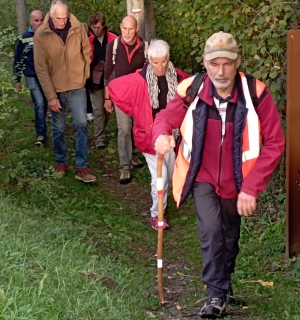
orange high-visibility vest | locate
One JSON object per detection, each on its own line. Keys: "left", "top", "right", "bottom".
{"left": 173, "top": 72, "right": 265, "bottom": 207}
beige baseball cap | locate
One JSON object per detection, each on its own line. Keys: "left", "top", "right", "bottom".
{"left": 204, "top": 31, "right": 239, "bottom": 60}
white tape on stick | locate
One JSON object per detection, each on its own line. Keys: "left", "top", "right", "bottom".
{"left": 157, "top": 178, "right": 163, "bottom": 189}
{"left": 157, "top": 259, "right": 163, "bottom": 268}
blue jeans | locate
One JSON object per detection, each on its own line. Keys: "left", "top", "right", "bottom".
{"left": 51, "top": 87, "right": 88, "bottom": 168}
{"left": 25, "top": 76, "right": 48, "bottom": 138}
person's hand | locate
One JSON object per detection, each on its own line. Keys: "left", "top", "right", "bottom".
{"left": 16, "top": 82, "right": 22, "bottom": 92}
{"left": 154, "top": 134, "right": 175, "bottom": 155}
{"left": 237, "top": 191, "right": 256, "bottom": 216}
{"left": 48, "top": 98, "right": 62, "bottom": 113}
{"left": 104, "top": 99, "right": 114, "bottom": 113}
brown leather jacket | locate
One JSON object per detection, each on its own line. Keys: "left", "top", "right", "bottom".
{"left": 34, "top": 12, "right": 91, "bottom": 101}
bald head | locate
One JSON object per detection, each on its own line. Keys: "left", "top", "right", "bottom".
{"left": 30, "top": 10, "right": 44, "bottom": 32}
{"left": 120, "top": 15, "right": 138, "bottom": 45}
{"left": 122, "top": 15, "right": 137, "bottom": 27}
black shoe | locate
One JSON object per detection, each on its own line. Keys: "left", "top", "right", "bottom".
{"left": 96, "top": 145, "right": 105, "bottom": 150}
{"left": 226, "top": 285, "right": 237, "bottom": 305}
{"left": 34, "top": 136, "right": 46, "bottom": 146}
{"left": 200, "top": 296, "right": 226, "bottom": 319}
{"left": 119, "top": 170, "right": 131, "bottom": 184}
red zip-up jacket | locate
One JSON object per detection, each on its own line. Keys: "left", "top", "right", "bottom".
{"left": 152, "top": 73, "right": 285, "bottom": 200}
{"left": 108, "top": 64, "right": 189, "bottom": 155}
{"left": 89, "top": 29, "right": 117, "bottom": 62}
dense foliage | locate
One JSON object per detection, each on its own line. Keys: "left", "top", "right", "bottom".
{"left": 1, "top": 0, "right": 298, "bottom": 118}
{"left": 155, "top": 0, "right": 299, "bottom": 117}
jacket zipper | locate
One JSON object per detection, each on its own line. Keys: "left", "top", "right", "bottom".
{"left": 217, "top": 106, "right": 224, "bottom": 186}
{"left": 218, "top": 133, "right": 224, "bottom": 186}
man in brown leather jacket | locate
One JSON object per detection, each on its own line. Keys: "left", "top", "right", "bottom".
{"left": 34, "top": 0, "right": 96, "bottom": 183}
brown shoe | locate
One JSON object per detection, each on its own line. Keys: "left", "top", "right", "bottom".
{"left": 54, "top": 164, "right": 69, "bottom": 176}
{"left": 75, "top": 168, "right": 97, "bottom": 183}
{"left": 119, "top": 170, "right": 131, "bottom": 184}
{"left": 130, "top": 155, "right": 144, "bottom": 168}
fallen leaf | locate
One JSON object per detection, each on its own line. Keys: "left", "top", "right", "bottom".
{"left": 79, "top": 270, "right": 88, "bottom": 275}
{"left": 145, "top": 311, "right": 156, "bottom": 318}
{"left": 257, "top": 279, "right": 274, "bottom": 287}
{"left": 176, "top": 304, "right": 182, "bottom": 311}
{"left": 240, "top": 279, "right": 274, "bottom": 287}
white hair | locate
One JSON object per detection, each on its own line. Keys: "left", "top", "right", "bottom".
{"left": 148, "top": 39, "right": 170, "bottom": 59}
{"left": 50, "top": 0, "right": 68, "bottom": 15}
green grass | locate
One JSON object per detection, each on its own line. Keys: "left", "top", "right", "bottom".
{"left": 0, "top": 198, "right": 156, "bottom": 319}
{"left": 0, "top": 91, "right": 299, "bottom": 319}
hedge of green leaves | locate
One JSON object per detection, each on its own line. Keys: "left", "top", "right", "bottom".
{"left": 154, "top": 0, "right": 300, "bottom": 117}
{"left": 72, "top": 0, "right": 298, "bottom": 117}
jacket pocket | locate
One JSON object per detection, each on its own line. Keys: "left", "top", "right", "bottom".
{"left": 133, "top": 129, "right": 147, "bottom": 152}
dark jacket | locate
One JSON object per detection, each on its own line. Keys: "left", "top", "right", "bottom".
{"left": 108, "top": 63, "right": 189, "bottom": 154}
{"left": 152, "top": 72, "right": 285, "bottom": 202}
{"left": 104, "top": 35, "right": 146, "bottom": 86}
{"left": 86, "top": 28, "right": 117, "bottom": 90}
{"left": 13, "top": 27, "right": 36, "bottom": 82}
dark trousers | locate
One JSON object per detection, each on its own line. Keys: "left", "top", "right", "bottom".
{"left": 192, "top": 182, "right": 241, "bottom": 298}
{"left": 86, "top": 87, "right": 93, "bottom": 114}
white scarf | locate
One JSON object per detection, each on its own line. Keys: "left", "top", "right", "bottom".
{"left": 146, "top": 61, "right": 178, "bottom": 109}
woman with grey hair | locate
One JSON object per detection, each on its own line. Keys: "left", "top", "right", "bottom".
{"left": 107, "top": 39, "right": 189, "bottom": 230}
{"left": 147, "top": 39, "right": 170, "bottom": 59}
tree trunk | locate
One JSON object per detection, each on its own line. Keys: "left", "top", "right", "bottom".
{"left": 127, "top": 0, "right": 145, "bottom": 40}
{"left": 145, "top": 0, "right": 156, "bottom": 42}
{"left": 15, "top": 0, "right": 27, "bottom": 34}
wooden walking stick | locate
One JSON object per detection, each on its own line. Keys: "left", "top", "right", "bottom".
{"left": 156, "top": 152, "right": 166, "bottom": 306}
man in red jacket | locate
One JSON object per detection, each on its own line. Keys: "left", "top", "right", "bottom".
{"left": 108, "top": 39, "right": 189, "bottom": 230}
{"left": 153, "top": 32, "right": 285, "bottom": 318}
{"left": 87, "top": 12, "right": 117, "bottom": 149}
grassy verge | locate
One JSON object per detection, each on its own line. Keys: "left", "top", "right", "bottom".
{"left": 0, "top": 197, "right": 156, "bottom": 319}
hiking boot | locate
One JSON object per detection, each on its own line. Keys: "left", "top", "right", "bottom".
{"left": 87, "top": 113, "right": 94, "bottom": 122}
{"left": 34, "top": 136, "right": 46, "bottom": 146}
{"left": 200, "top": 296, "right": 226, "bottom": 318}
{"left": 226, "top": 285, "right": 237, "bottom": 305}
{"left": 75, "top": 168, "right": 97, "bottom": 183}
{"left": 119, "top": 170, "right": 131, "bottom": 184}
{"left": 131, "top": 155, "right": 144, "bottom": 168}
{"left": 54, "top": 164, "right": 69, "bottom": 176}
{"left": 151, "top": 217, "right": 169, "bottom": 231}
